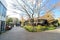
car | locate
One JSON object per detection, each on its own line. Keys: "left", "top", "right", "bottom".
{"left": 5, "top": 25, "right": 12, "bottom": 30}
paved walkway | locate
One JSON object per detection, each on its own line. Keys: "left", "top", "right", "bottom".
{"left": 0, "top": 27, "right": 60, "bottom": 40}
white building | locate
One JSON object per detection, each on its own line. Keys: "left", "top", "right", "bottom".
{"left": 0, "top": 0, "right": 7, "bottom": 33}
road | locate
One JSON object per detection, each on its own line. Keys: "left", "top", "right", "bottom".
{"left": 0, "top": 26, "right": 60, "bottom": 40}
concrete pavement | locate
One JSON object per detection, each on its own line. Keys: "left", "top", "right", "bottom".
{"left": 0, "top": 27, "right": 60, "bottom": 40}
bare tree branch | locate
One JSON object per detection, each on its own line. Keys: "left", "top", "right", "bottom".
{"left": 11, "top": 0, "right": 59, "bottom": 19}
{"left": 15, "top": 0, "right": 31, "bottom": 18}
{"left": 38, "top": 0, "right": 50, "bottom": 18}
{"left": 46, "top": 2, "right": 59, "bottom": 13}
{"left": 20, "top": 0, "right": 33, "bottom": 13}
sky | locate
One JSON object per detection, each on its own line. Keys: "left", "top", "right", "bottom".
{"left": 5, "top": 0, "right": 22, "bottom": 20}
{"left": 5, "top": 0, "right": 60, "bottom": 20}
{"left": 49, "top": 0, "right": 60, "bottom": 18}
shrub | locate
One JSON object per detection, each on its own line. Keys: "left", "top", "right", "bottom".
{"left": 41, "top": 26, "right": 47, "bottom": 30}
{"left": 47, "top": 25, "right": 56, "bottom": 30}
{"left": 24, "top": 25, "right": 47, "bottom": 32}
{"left": 24, "top": 25, "right": 33, "bottom": 32}
{"left": 24, "top": 25, "right": 56, "bottom": 32}
{"left": 47, "top": 27, "right": 56, "bottom": 30}
{"left": 35, "top": 25, "right": 42, "bottom": 32}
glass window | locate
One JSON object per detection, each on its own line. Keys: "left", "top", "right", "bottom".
{"left": 0, "top": 2, "right": 6, "bottom": 17}
{"left": 0, "top": 3, "right": 2, "bottom": 15}
{"left": 0, "top": 2, "right": 6, "bottom": 21}
{"left": 4, "top": 8, "right": 6, "bottom": 17}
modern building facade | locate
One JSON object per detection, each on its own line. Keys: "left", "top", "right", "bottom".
{"left": 0, "top": 0, "right": 7, "bottom": 33}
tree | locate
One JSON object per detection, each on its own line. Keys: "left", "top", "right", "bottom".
{"left": 40, "top": 12, "right": 55, "bottom": 23}
{"left": 10, "top": 0, "right": 60, "bottom": 19}
{"left": 58, "top": 18, "right": 60, "bottom": 23}
{"left": 8, "top": 0, "right": 60, "bottom": 26}
{"left": 6, "top": 17, "right": 13, "bottom": 25}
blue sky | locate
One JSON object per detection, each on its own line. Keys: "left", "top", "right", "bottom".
{"left": 52, "top": 0, "right": 60, "bottom": 18}
{"left": 47, "top": 0, "right": 60, "bottom": 18}
{"left": 54, "top": 9, "right": 60, "bottom": 18}
{"left": 41, "top": 0, "right": 60, "bottom": 18}
{"left": 51, "top": 0, "right": 60, "bottom": 18}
